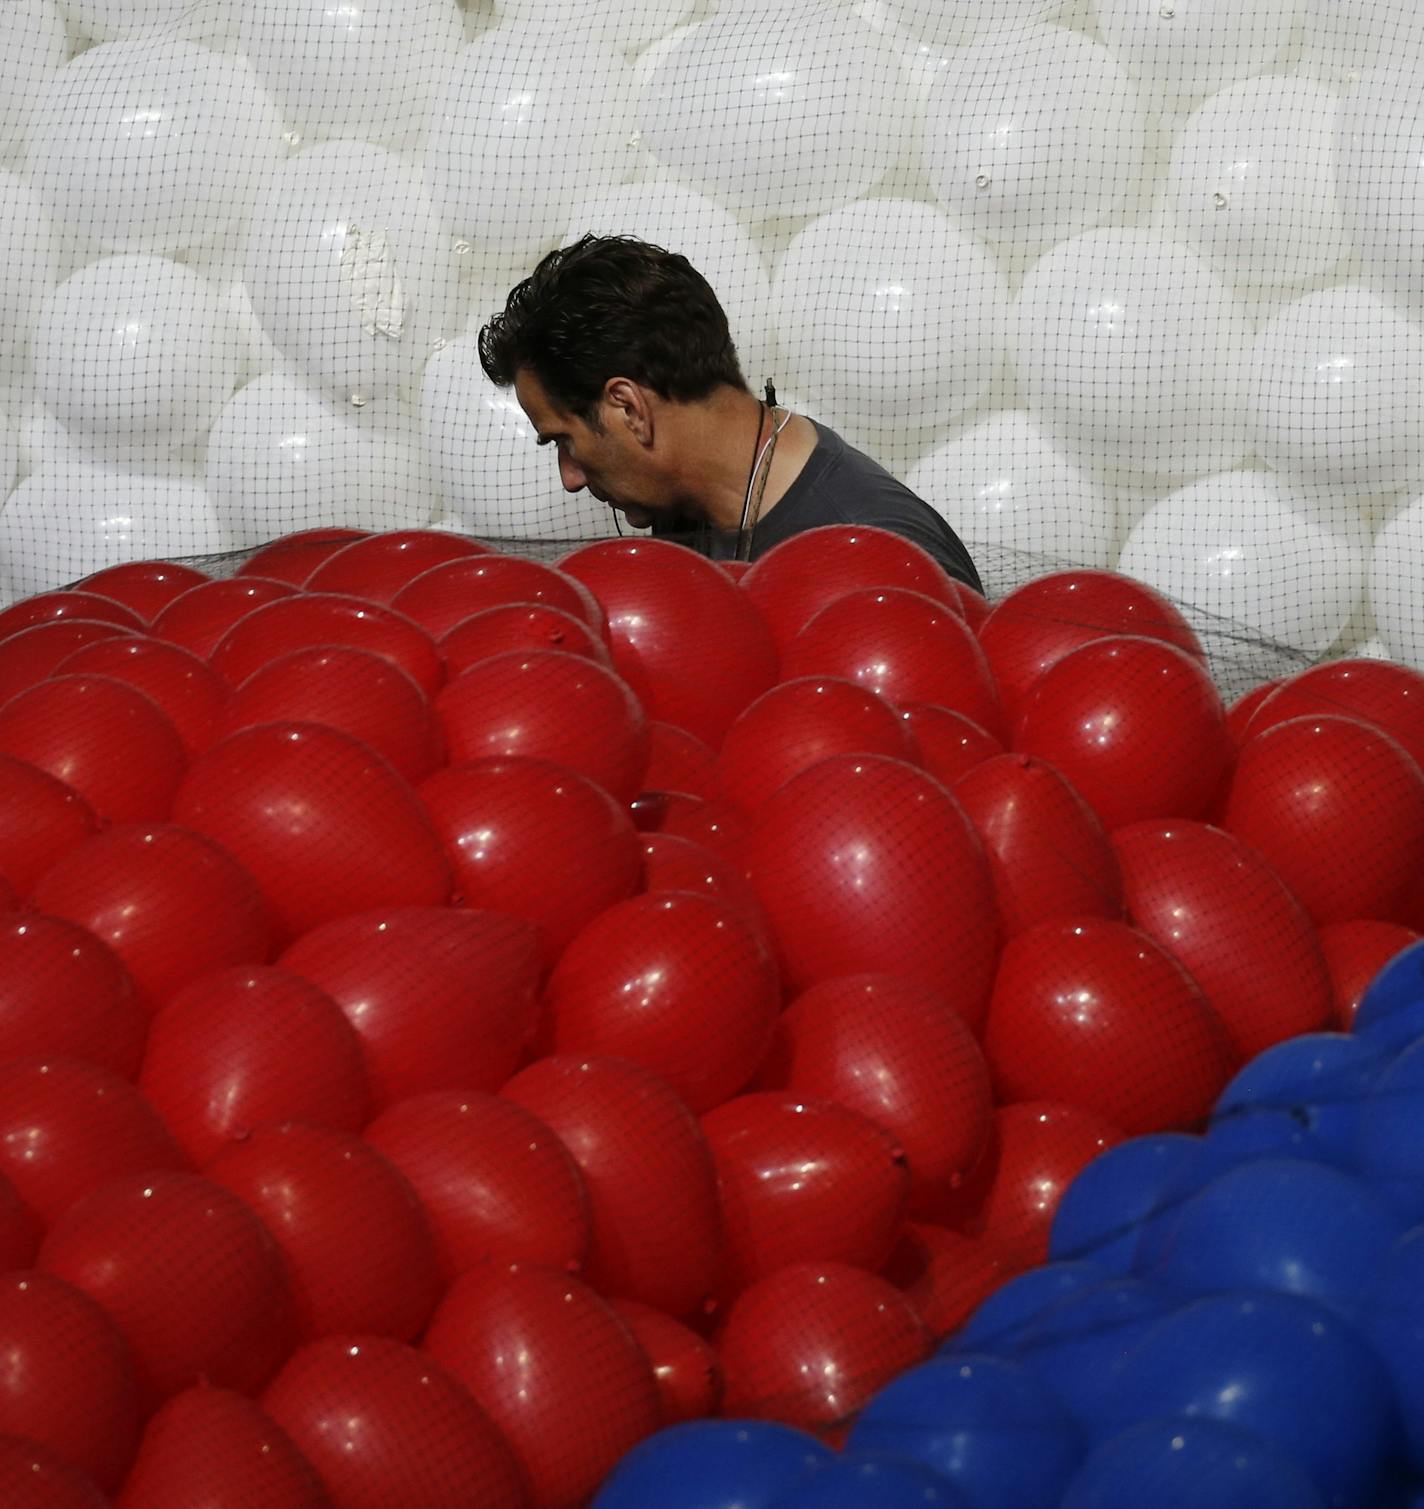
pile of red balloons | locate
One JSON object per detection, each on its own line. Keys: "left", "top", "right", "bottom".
{"left": 0, "top": 522, "right": 1420, "bottom": 1508}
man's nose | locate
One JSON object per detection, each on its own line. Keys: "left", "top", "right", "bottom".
{"left": 558, "top": 453, "right": 586, "bottom": 493}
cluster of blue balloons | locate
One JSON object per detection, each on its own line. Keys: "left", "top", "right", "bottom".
{"left": 594, "top": 940, "right": 1424, "bottom": 1509}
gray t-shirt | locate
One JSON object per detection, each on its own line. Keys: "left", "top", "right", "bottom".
{"left": 652, "top": 419, "right": 983, "bottom": 595}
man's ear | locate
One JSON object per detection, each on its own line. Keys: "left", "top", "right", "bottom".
{"left": 604, "top": 377, "right": 654, "bottom": 447}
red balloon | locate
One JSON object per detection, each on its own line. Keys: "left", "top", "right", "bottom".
{"left": 502, "top": 1055, "right": 722, "bottom": 1318}
{"left": 424, "top": 1261, "right": 662, "bottom": 1509}
{"left": 0, "top": 675, "right": 185, "bottom": 823}
{"left": 1226, "top": 678, "right": 1281, "bottom": 747}
{"left": 882, "top": 1224, "right": 1014, "bottom": 1340}
{"left": 420, "top": 757, "right": 642, "bottom": 967}
{"left": 1223, "top": 715, "right": 1424, "bottom": 926}
{"left": 643, "top": 721, "right": 721, "bottom": 800}
{"left": 546, "top": 892, "right": 779, "bottom": 1113}
{"left": 210, "top": 593, "right": 443, "bottom": 697}
{"left": 436, "top": 649, "right": 649, "bottom": 802}
{"left": 34, "top": 823, "right": 271, "bottom": 1013}
{"left": 0, "top": 1057, "right": 186, "bottom": 1228}
{"left": 953, "top": 754, "right": 1123, "bottom": 936}
{"left": 650, "top": 791, "right": 751, "bottom": 865}
{"left": 0, "top": 912, "right": 144, "bottom": 1077}
{"left": 1014, "top": 636, "right": 1232, "bottom": 831}
{"left": 280, "top": 906, "right": 539, "bottom": 1108}
{"left": 761, "top": 974, "right": 994, "bottom": 1219}
{"left": 559, "top": 538, "right": 778, "bottom": 746}
{"left": 1246, "top": 657, "right": 1424, "bottom": 772}
{"left": 899, "top": 703, "right": 1004, "bottom": 787}
{"left": 440, "top": 603, "right": 611, "bottom": 679}
{"left": 985, "top": 917, "right": 1235, "bottom": 1133}
{"left": 718, "top": 676, "right": 916, "bottom": 816}
{"left": 237, "top": 528, "right": 371, "bottom": 585}
{"left": 0, "top": 619, "right": 136, "bottom": 707}
{"left": 0, "top": 756, "right": 96, "bottom": 896}
{"left": 961, "top": 1102, "right": 1125, "bottom": 1266}
{"left": 948, "top": 581, "right": 991, "bottom": 634}
{"left": 53, "top": 636, "right": 228, "bottom": 756}
{"left": 77, "top": 560, "right": 210, "bottom": 621}
{"left": 39, "top": 1171, "right": 294, "bottom": 1405}
{"left": 717, "top": 1261, "right": 930, "bottom": 1432}
{"left": 173, "top": 722, "right": 451, "bottom": 941}
{"left": 1319, "top": 919, "right": 1421, "bottom": 1031}
{"left": 262, "top": 1335, "right": 525, "bottom": 1509}
{"left": 746, "top": 754, "right": 999, "bottom": 1026}
{"left": 0, "top": 1173, "right": 42, "bottom": 1268}
{"left": 117, "top": 1385, "right": 329, "bottom": 1509}
{"left": 0, "top": 1271, "right": 139, "bottom": 1492}
{"left": 304, "top": 529, "right": 488, "bottom": 602}
{"left": 702, "top": 1093, "right": 910, "bottom": 1294}
{"left": 140, "top": 966, "right": 371, "bottom": 1168}
{"left": 639, "top": 833, "right": 766, "bottom": 929}
{"left": 979, "top": 568, "right": 1207, "bottom": 727}
{"left": 151, "top": 577, "right": 300, "bottom": 660}
{"left": 0, "top": 1437, "right": 108, "bottom": 1508}
{"left": 207, "top": 1123, "right": 440, "bottom": 1343}
{"left": 392, "top": 554, "right": 605, "bottom": 640}
{"left": 608, "top": 1298, "right": 723, "bottom": 1425}
{"left": 218, "top": 644, "right": 439, "bottom": 783}
{"left": 721, "top": 559, "right": 752, "bottom": 581}
{"left": 741, "top": 525, "right": 965, "bottom": 660}
{"left": 1113, "top": 819, "right": 1333, "bottom": 1059}
{"left": 365, "top": 1091, "right": 590, "bottom": 1282}
{"left": 0, "top": 591, "right": 145, "bottom": 640}
{"left": 783, "top": 588, "right": 1003, "bottom": 735}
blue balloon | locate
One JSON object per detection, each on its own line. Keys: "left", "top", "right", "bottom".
{"left": 1049, "top": 1134, "right": 1198, "bottom": 1275}
{"left": 1354, "top": 938, "right": 1424, "bottom": 1054}
{"left": 1360, "top": 1224, "right": 1424, "bottom": 1472}
{"left": 1356, "top": 1037, "right": 1424, "bottom": 1220}
{"left": 949, "top": 1261, "right": 1108, "bottom": 1354}
{"left": 1059, "top": 1419, "right": 1325, "bottom": 1509}
{"left": 1093, "top": 1291, "right": 1395, "bottom": 1509}
{"left": 1211, "top": 1032, "right": 1384, "bottom": 1167}
{"left": 1147, "top": 1158, "right": 1405, "bottom": 1318}
{"left": 592, "top": 1421, "right": 831, "bottom": 1509}
{"left": 767, "top": 1453, "right": 971, "bottom": 1508}
{"left": 848, "top": 1355, "right": 1083, "bottom": 1509}
{"left": 1008, "top": 1279, "right": 1176, "bottom": 1426}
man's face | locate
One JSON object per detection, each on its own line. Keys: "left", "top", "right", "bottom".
{"left": 514, "top": 369, "right": 658, "bottom": 529}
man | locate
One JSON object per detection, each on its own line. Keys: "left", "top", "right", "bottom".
{"left": 477, "top": 233, "right": 984, "bottom": 593}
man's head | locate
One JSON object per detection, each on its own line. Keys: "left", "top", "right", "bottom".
{"left": 478, "top": 234, "right": 750, "bottom": 523}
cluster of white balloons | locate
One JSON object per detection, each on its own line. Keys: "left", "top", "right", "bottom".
{"left": 2, "top": 0, "right": 1424, "bottom": 667}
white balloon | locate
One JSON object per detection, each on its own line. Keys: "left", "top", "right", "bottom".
{"left": 422, "top": 27, "right": 639, "bottom": 259}
{"left": 0, "top": 171, "right": 61, "bottom": 385}
{"left": 204, "top": 373, "right": 438, "bottom": 546}
{"left": 882, "top": 0, "right": 1053, "bottom": 47}
{"left": 0, "top": 409, "right": 16, "bottom": 500}
{"left": 1119, "top": 469, "right": 1367, "bottom": 656}
{"left": 242, "top": 141, "right": 462, "bottom": 400}
{"left": 923, "top": 24, "right": 1149, "bottom": 256}
{"left": 1336, "top": 67, "right": 1424, "bottom": 321}
{"left": 1296, "top": 0, "right": 1424, "bottom": 89}
{"left": 32, "top": 254, "right": 244, "bottom": 453}
{"left": 238, "top": 0, "right": 464, "bottom": 150}
{"left": 905, "top": 411, "right": 1118, "bottom": 566}
{"left": 1094, "top": 0, "right": 1307, "bottom": 109}
{"left": 1247, "top": 286, "right": 1424, "bottom": 492}
{"left": 1371, "top": 495, "right": 1424, "bottom": 671}
{"left": 54, "top": 0, "right": 229, "bottom": 43}
{"left": 0, "top": 464, "right": 236, "bottom": 600}
{"left": 1009, "top": 227, "right": 1251, "bottom": 481}
{"left": 420, "top": 335, "right": 618, "bottom": 540}
{"left": 23, "top": 40, "right": 287, "bottom": 256}
{"left": 562, "top": 181, "right": 776, "bottom": 391}
{"left": 771, "top": 198, "right": 1003, "bottom": 432}
{"left": 1166, "top": 77, "right": 1348, "bottom": 290}
{"left": 0, "top": 0, "right": 67, "bottom": 161}
{"left": 494, "top": 0, "right": 695, "bottom": 55}
{"left": 638, "top": 4, "right": 914, "bottom": 221}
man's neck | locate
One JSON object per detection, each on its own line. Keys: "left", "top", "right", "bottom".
{"left": 663, "top": 387, "right": 770, "bottom": 533}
